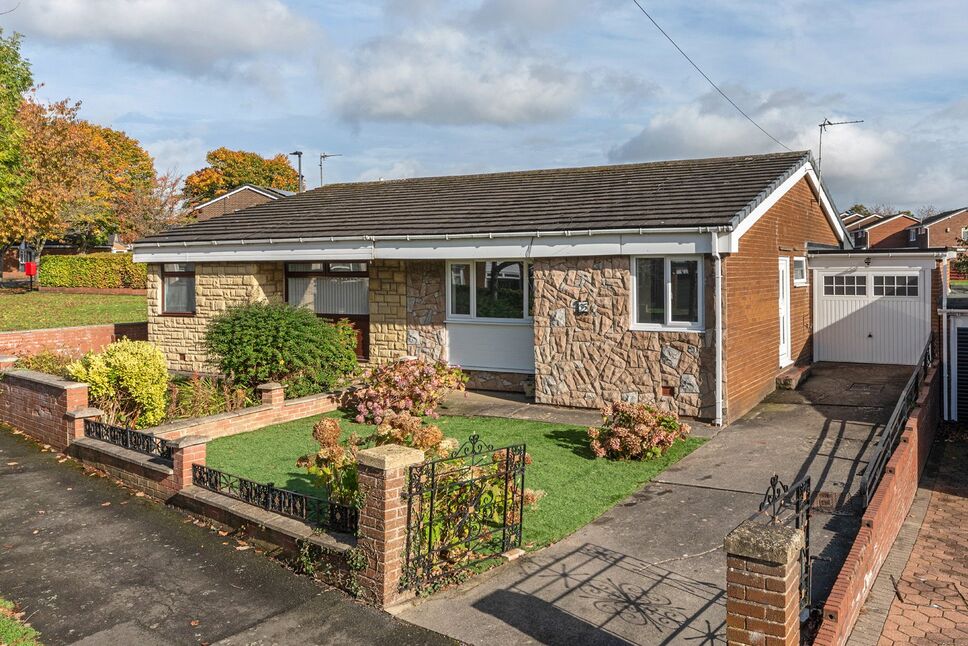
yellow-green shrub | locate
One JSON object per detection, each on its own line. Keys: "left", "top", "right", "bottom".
{"left": 39, "top": 253, "right": 147, "bottom": 289}
{"left": 68, "top": 339, "right": 169, "bottom": 428}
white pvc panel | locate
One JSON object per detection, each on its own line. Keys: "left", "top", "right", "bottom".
{"left": 446, "top": 321, "right": 535, "bottom": 373}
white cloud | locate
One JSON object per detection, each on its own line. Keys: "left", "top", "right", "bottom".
{"left": 331, "top": 26, "right": 584, "bottom": 126}
{"left": 357, "top": 159, "right": 426, "bottom": 182}
{"left": 6, "top": 0, "right": 314, "bottom": 76}
{"left": 144, "top": 137, "right": 208, "bottom": 177}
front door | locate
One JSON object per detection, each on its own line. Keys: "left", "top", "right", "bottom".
{"left": 778, "top": 257, "right": 792, "bottom": 367}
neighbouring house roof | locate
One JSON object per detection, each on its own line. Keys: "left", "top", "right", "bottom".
{"left": 914, "top": 207, "right": 968, "bottom": 228}
{"left": 139, "top": 151, "right": 830, "bottom": 246}
{"left": 840, "top": 211, "right": 917, "bottom": 233}
{"left": 189, "top": 184, "right": 295, "bottom": 212}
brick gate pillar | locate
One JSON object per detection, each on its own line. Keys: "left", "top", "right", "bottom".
{"left": 724, "top": 520, "right": 804, "bottom": 646}
{"left": 356, "top": 444, "right": 425, "bottom": 607}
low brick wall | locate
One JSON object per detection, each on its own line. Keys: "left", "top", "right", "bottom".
{"left": 0, "top": 363, "right": 88, "bottom": 451}
{"left": 813, "top": 361, "right": 941, "bottom": 646}
{"left": 0, "top": 322, "right": 148, "bottom": 357}
{"left": 149, "top": 384, "right": 338, "bottom": 442}
{"left": 39, "top": 286, "right": 146, "bottom": 296}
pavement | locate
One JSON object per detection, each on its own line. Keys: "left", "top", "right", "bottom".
{"left": 397, "top": 362, "right": 913, "bottom": 645}
{"left": 852, "top": 428, "right": 968, "bottom": 645}
{"left": 0, "top": 428, "right": 454, "bottom": 646}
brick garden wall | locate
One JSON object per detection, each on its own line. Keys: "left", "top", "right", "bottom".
{"left": 813, "top": 361, "right": 941, "bottom": 646}
{"left": 723, "top": 177, "right": 841, "bottom": 423}
{"left": 0, "top": 362, "right": 88, "bottom": 451}
{"left": 0, "top": 322, "right": 147, "bottom": 357}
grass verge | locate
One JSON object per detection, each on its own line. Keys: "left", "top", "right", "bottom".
{"left": 0, "top": 597, "right": 42, "bottom": 646}
{"left": 0, "top": 290, "right": 146, "bottom": 332}
{"left": 207, "top": 411, "right": 705, "bottom": 549}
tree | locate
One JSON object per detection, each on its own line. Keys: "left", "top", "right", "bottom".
{"left": 0, "top": 29, "right": 33, "bottom": 257}
{"left": 846, "top": 203, "right": 911, "bottom": 217}
{"left": 115, "top": 171, "right": 190, "bottom": 241}
{"left": 182, "top": 147, "right": 298, "bottom": 206}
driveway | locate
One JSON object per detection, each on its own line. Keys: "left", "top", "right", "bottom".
{"left": 0, "top": 428, "right": 452, "bottom": 646}
{"left": 397, "top": 362, "right": 912, "bottom": 645}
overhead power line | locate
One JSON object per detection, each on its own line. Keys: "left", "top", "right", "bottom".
{"left": 630, "top": 0, "right": 793, "bottom": 152}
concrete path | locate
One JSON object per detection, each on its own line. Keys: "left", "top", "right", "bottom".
{"left": 398, "top": 363, "right": 912, "bottom": 645}
{"left": 0, "top": 428, "right": 453, "bottom": 646}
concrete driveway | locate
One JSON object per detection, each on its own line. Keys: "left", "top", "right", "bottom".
{"left": 397, "top": 363, "right": 912, "bottom": 645}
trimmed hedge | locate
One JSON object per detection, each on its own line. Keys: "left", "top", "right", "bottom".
{"left": 40, "top": 252, "right": 147, "bottom": 289}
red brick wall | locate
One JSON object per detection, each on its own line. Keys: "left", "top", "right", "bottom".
{"left": 192, "top": 189, "right": 275, "bottom": 222}
{"left": 814, "top": 362, "right": 940, "bottom": 646}
{"left": 0, "top": 322, "right": 147, "bottom": 357}
{"left": 925, "top": 210, "right": 968, "bottom": 248}
{"left": 723, "top": 178, "right": 841, "bottom": 422}
{"left": 68, "top": 441, "right": 180, "bottom": 500}
{"left": 0, "top": 370, "right": 88, "bottom": 451}
{"left": 866, "top": 215, "right": 918, "bottom": 249}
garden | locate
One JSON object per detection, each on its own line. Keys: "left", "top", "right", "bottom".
{"left": 0, "top": 289, "right": 146, "bottom": 332}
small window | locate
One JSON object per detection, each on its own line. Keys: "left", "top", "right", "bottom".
{"left": 449, "top": 263, "right": 471, "bottom": 316}
{"left": 793, "top": 257, "right": 808, "bottom": 287}
{"left": 162, "top": 263, "right": 196, "bottom": 314}
{"left": 632, "top": 257, "right": 703, "bottom": 329}
{"left": 822, "top": 274, "right": 866, "bottom": 296}
{"left": 873, "top": 275, "right": 918, "bottom": 297}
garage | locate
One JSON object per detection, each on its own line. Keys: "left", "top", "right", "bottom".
{"left": 810, "top": 251, "right": 941, "bottom": 365}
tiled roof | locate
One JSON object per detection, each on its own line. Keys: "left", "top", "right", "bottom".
{"left": 140, "top": 151, "right": 813, "bottom": 245}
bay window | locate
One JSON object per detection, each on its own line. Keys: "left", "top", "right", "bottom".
{"left": 447, "top": 260, "right": 532, "bottom": 321}
{"left": 161, "top": 263, "right": 196, "bottom": 315}
{"left": 631, "top": 256, "right": 703, "bottom": 330}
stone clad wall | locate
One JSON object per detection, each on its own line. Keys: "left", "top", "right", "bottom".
{"left": 406, "top": 260, "right": 447, "bottom": 362}
{"left": 147, "top": 262, "right": 284, "bottom": 372}
{"left": 368, "top": 260, "right": 409, "bottom": 364}
{"left": 532, "top": 256, "right": 716, "bottom": 418}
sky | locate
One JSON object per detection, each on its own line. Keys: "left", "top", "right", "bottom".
{"left": 3, "top": 0, "right": 967, "bottom": 212}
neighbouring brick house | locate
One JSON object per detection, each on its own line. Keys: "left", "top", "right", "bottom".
{"left": 840, "top": 211, "right": 921, "bottom": 249}
{"left": 133, "top": 151, "right": 851, "bottom": 425}
{"left": 189, "top": 184, "right": 294, "bottom": 222}
{"left": 913, "top": 206, "right": 968, "bottom": 248}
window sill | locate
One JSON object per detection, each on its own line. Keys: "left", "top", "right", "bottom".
{"left": 445, "top": 318, "right": 534, "bottom": 326}
{"left": 159, "top": 312, "right": 196, "bottom": 318}
{"left": 794, "top": 281, "right": 809, "bottom": 288}
{"left": 629, "top": 324, "right": 704, "bottom": 333}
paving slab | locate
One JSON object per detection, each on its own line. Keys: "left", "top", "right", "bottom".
{"left": 399, "top": 363, "right": 913, "bottom": 645}
{"left": 0, "top": 428, "right": 452, "bottom": 646}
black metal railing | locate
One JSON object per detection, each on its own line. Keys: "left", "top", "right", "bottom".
{"left": 403, "top": 434, "right": 527, "bottom": 590}
{"left": 754, "top": 474, "right": 812, "bottom": 621}
{"left": 84, "top": 419, "right": 174, "bottom": 461}
{"left": 860, "top": 337, "right": 934, "bottom": 507}
{"left": 191, "top": 464, "right": 358, "bottom": 534}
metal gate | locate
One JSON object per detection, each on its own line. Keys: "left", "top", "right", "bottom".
{"left": 757, "top": 474, "right": 812, "bottom": 620}
{"left": 403, "top": 434, "right": 526, "bottom": 590}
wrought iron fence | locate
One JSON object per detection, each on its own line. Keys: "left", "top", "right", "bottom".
{"left": 860, "top": 337, "right": 933, "bottom": 507}
{"left": 403, "top": 434, "right": 526, "bottom": 590}
{"left": 191, "top": 464, "right": 358, "bottom": 534}
{"left": 84, "top": 419, "right": 174, "bottom": 461}
{"left": 754, "top": 473, "right": 812, "bottom": 620}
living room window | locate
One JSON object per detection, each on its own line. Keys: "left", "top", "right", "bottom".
{"left": 446, "top": 260, "right": 533, "bottom": 321}
{"left": 631, "top": 256, "right": 703, "bottom": 330}
{"left": 161, "top": 263, "right": 195, "bottom": 315}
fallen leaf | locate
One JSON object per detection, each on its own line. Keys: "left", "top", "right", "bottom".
{"left": 100, "top": 502, "right": 111, "bottom": 507}
{"left": 190, "top": 620, "right": 200, "bottom": 627}
{"left": 6, "top": 462, "right": 17, "bottom": 466}
{"left": 217, "top": 530, "right": 229, "bottom": 537}
{"left": 235, "top": 545, "right": 252, "bottom": 551}
{"left": 134, "top": 492, "right": 145, "bottom": 497}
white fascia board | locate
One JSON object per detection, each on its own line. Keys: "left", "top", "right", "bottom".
{"left": 808, "top": 254, "right": 940, "bottom": 271}
{"left": 724, "top": 163, "right": 847, "bottom": 253}
{"left": 134, "top": 232, "right": 717, "bottom": 264}
{"left": 191, "top": 185, "right": 279, "bottom": 211}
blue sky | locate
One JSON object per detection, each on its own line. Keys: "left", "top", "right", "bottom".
{"left": 4, "top": 0, "right": 968, "bottom": 211}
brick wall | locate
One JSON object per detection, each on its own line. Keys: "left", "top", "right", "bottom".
{"left": 368, "top": 260, "right": 409, "bottom": 364}
{"left": 147, "top": 262, "right": 284, "bottom": 372}
{"left": 0, "top": 322, "right": 147, "bottom": 357}
{"left": 813, "top": 361, "right": 940, "bottom": 645}
{"left": 191, "top": 188, "right": 276, "bottom": 221}
{"left": 865, "top": 216, "right": 918, "bottom": 249}
{"left": 0, "top": 368, "right": 89, "bottom": 450}
{"left": 723, "top": 178, "right": 841, "bottom": 423}
{"left": 925, "top": 210, "right": 968, "bottom": 248}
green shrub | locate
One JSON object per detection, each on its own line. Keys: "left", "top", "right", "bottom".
{"left": 14, "top": 350, "right": 77, "bottom": 378}
{"left": 166, "top": 373, "right": 253, "bottom": 421}
{"left": 205, "top": 303, "right": 358, "bottom": 398}
{"left": 39, "top": 252, "right": 147, "bottom": 289}
{"left": 67, "top": 339, "right": 169, "bottom": 428}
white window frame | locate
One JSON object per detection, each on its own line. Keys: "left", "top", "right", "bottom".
{"left": 445, "top": 260, "right": 533, "bottom": 324}
{"left": 793, "top": 256, "right": 808, "bottom": 287}
{"left": 629, "top": 255, "right": 704, "bottom": 332}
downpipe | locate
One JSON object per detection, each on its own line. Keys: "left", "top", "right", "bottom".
{"left": 711, "top": 231, "right": 724, "bottom": 426}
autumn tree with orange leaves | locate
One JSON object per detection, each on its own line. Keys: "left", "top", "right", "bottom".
{"left": 182, "top": 147, "right": 298, "bottom": 206}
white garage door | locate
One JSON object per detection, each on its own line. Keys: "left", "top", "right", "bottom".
{"left": 814, "top": 269, "right": 930, "bottom": 365}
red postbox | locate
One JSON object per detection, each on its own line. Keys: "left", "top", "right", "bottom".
{"left": 24, "top": 261, "right": 37, "bottom": 277}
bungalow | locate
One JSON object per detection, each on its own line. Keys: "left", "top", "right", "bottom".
{"left": 133, "top": 151, "right": 851, "bottom": 425}
{"left": 189, "top": 184, "right": 295, "bottom": 222}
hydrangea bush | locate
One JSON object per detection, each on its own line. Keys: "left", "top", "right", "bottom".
{"left": 587, "top": 401, "right": 691, "bottom": 460}
{"left": 347, "top": 359, "right": 467, "bottom": 424}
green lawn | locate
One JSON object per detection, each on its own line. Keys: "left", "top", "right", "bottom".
{"left": 207, "top": 411, "right": 705, "bottom": 549}
{"left": 0, "top": 290, "right": 146, "bottom": 332}
{"left": 0, "top": 597, "right": 42, "bottom": 646}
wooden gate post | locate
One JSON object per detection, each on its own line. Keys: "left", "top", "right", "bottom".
{"left": 724, "top": 520, "right": 805, "bottom": 646}
{"left": 356, "top": 444, "right": 425, "bottom": 607}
